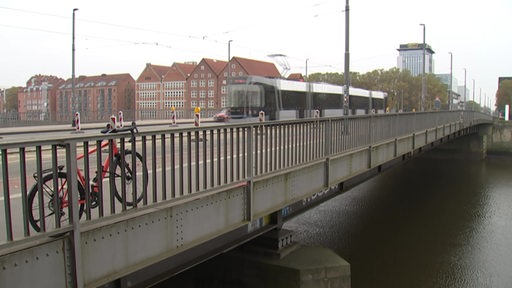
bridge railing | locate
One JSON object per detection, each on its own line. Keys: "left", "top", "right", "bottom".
{"left": 0, "top": 110, "right": 492, "bottom": 245}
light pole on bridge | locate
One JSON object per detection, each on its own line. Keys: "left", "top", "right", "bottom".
{"left": 72, "top": 8, "right": 78, "bottom": 122}
{"left": 420, "top": 23, "right": 426, "bottom": 111}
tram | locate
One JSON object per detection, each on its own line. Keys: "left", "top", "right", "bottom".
{"left": 226, "top": 75, "right": 387, "bottom": 121}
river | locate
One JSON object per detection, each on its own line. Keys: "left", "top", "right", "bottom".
{"left": 284, "top": 147, "right": 512, "bottom": 288}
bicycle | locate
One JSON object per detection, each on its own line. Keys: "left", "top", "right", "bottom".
{"left": 27, "top": 121, "right": 148, "bottom": 232}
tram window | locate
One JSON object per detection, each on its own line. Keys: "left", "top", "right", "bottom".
{"left": 282, "top": 90, "right": 306, "bottom": 110}
{"left": 313, "top": 93, "right": 342, "bottom": 109}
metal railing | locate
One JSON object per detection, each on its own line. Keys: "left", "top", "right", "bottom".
{"left": 0, "top": 110, "right": 492, "bottom": 244}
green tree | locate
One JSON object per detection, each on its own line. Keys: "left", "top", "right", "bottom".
{"left": 305, "top": 68, "right": 448, "bottom": 112}
{"left": 5, "top": 87, "right": 20, "bottom": 112}
{"left": 496, "top": 80, "right": 512, "bottom": 117}
{"left": 307, "top": 72, "right": 344, "bottom": 85}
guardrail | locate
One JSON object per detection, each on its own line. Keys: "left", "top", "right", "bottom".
{"left": 0, "top": 110, "right": 492, "bottom": 245}
{"left": 0, "top": 110, "right": 494, "bottom": 287}
{"left": 0, "top": 110, "right": 492, "bottom": 243}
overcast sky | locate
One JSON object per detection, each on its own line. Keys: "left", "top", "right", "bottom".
{"left": 1, "top": 0, "right": 510, "bottom": 106}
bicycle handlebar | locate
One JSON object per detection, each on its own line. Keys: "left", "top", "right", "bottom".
{"left": 100, "top": 121, "right": 139, "bottom": 135}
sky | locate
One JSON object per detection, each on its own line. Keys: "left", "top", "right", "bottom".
{"left": 1, "top": 0, "right": 511, "bottom": 107}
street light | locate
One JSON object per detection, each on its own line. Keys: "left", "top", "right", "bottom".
{"left": 343, "top": 0, "right": 350, "bottom": 116}
{"left": 227, "top": 40, "right": 233, "bottom": 80}
{"left": 72, "top": 8, "right": 78, "bottom": 123}
{"left": 226, "top": 40, "right": 233, "bottom": 110}
{"left": 449, "top": 52, "right": 453, "bottom": 110}
{"left": 305, "top": 58, "right": 309, "bottom": 79}
{"left": 420, "top": 23, "right": 426, "bottom": 111}
{"left": 463, "top": 68, "right": 467, "bottom": 110}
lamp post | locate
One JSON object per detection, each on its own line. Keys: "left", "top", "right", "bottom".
{"left": 227, "top": 40, "right": 233, "bottom": 79}
{"left": 227, "top": 40, "right": 232, "bottom": 109}
{"left": 305, "top": 58, "right": 309, "bottom": 79}
{"left": 420, "top": 23, "right": 426, "bottom": 111}
{"left": 449, "top": 52, "right": 453, "bottom": 110}
{"left": 343, "top": 0, "right": 350, "bottom": 116}
{"left": 463, "top": 68, "right": 467, "bottom": 110}
{"left": 72, "top": 8, "right": 78, "bottom": 124}
{"left": 472, "top": 79, "right": 475, "bottom": 103}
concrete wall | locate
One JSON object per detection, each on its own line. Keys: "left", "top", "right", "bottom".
{"left": 488, "top": 120, "right": 512, "bottom": 154}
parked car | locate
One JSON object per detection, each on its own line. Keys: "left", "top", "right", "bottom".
{"left": 213, "top": 108, "right": 230, "bottom": 122}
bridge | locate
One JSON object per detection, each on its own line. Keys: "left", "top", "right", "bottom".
{"left": 0, "top": 111, "right": 493, "bottom": 287}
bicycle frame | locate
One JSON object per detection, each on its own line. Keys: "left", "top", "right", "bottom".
{"left": 76, "top": 139, "right": 120, "bottom": 192}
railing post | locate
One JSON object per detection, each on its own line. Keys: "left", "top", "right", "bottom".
{"left": 65, "top": 142, "right": 84, "bottom": 287}
{"left": 324, "top": 119, "right": 332, "bottom": 157}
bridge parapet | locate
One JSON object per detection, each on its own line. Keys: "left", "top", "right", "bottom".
{"left": 0, "top": 111, "right": 493, "bottom": 287}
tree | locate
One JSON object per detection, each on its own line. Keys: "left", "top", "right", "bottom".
{"left": 305, "top": 68, "right": 448, "bottom": 112}
{"left": 5, "top": 87, "right": 20, "bottom": 112}
{"left": 496, "top": 80, "right": 512, "bottom": 117}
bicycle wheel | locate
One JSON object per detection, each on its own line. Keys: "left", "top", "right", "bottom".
{"left": 113, "top": 150, "right": 148, "bottom": 206}
{"left": 28, "top": 172, "right": 85, "bottom": 232}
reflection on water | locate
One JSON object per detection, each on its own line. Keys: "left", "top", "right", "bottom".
{"left": 284, "top": 150, "right": 512, "bottom": 288}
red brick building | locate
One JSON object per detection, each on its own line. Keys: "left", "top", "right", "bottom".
{"left": 56, "top": 73, "right": 135, "bottom": 122}
{"left": 188, "top": 58, "right": 227, "bottom": 118}
{"left": 17, "top": 75, "right": 64, "bottom": 121}
{"left": 135, "top": 62, "right": 195, "bottom": 120}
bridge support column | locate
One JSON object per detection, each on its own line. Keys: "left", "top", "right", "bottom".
{"left": 165, "top": 229, "right": 351, "bottom": 287}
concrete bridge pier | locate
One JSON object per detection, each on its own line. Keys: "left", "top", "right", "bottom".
{"left": 162, "top": 228, "right": 351, "bottom": 288}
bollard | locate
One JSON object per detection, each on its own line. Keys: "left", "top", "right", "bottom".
{"left": 75, "top": 112, "right": 81, "bottom": 133}
{"left": 259, "top": 110, "right": 265, "bottom": 122}
{"left": 194, "top": 107, "right": 201, "bottom": 127}
{"left": 171, "top": 106, "right": 177, "bottom": 126}
{"left": 117, "top": 111, "right": 124, "bottom": 128}
{"left": 110, "top": 114, "right": 116, "bottom": 131}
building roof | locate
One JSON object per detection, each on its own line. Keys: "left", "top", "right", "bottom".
{"left": 173, "top": 62, "right": 196, "bottom": 78}
{"left": 287, "top": 73, "right": 305, "bottom": 82}
{"left": 233, "top": 57, "right": 281, "bottom": 78}
{"left": 60, "top": 73, "right": 134, "bottom": 89}
{"left": 397, "top": 43, "right": 435, "bottom": 54}
{"left": 202, "top": 58, "right": 228, "bottom": 75}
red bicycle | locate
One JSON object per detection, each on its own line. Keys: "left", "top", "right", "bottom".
{"left": 27, "top": 122, "right": 148, "bottom": 232}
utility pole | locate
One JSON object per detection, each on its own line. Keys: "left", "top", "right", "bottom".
{"left": 72, "top": 8, "right": 78, "bottom": 124}
{"left": 343, "top": 0, "right": 350, "bottom": 116}
{"left": 420, "top": 23, "right": 426, "bottom": 111}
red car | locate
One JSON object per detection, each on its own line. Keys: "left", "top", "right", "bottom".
{"left": 213, "top": 108, "right": 230, "bottom": 122}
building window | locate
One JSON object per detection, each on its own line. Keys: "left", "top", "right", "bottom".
{"left": 208, "top": 80, "right": 215, "bottom": 87}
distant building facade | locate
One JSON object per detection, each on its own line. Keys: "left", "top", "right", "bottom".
{"left": 0, "top": 88, "right": 6, "bottom": 113}
{"left": 134, "top": 57, "right": 281, "bottom": 120}
{"left": 136, "top": 62, "right": 195, "bottom": 120}
{"left": 397, "top": 43, "right": 435, "bottom": 76}
{"left": 56, "top": 73, "right": 135, "bottom": 122}
{"left": 17, "top": 75, "right": 64, "bottom": 121}
{"left": 436, "top": 73, "right": 461, "bottom": 108}
{"left": 13, "top": 56, "right": 283, "bottom": 123}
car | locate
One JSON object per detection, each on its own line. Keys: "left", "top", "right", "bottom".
{"left": 213, "top": 108, "right": 230, "bottom": 122}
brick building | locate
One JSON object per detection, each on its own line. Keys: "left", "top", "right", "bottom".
{"left": 56, "top": 73, "right": 135, "bottom": 122}
{"left": 17, "top": 75, "right": 64, "bottom": 121}
{"left": 188, "top": 58, "right": 227, "bottom": 118}
{"left": 135, "top": 57, "right": 281, "bottom": 120}
{"left": 136, "top": 62, "right": 195, "bottom": 120}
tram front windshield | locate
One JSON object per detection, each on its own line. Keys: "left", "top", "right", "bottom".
{"left": 228, "top": 85, "right": 264, "bottom": 118}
